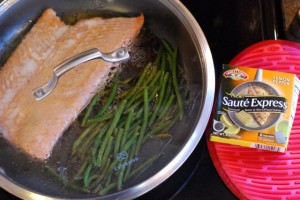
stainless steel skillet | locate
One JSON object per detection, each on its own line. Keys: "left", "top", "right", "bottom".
{"left": 0, "top": 0, "right": 215, "bottom": 199}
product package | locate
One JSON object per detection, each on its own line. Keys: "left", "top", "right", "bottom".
{"left": 210, "top": 64, "right": 300, "bottom": 152}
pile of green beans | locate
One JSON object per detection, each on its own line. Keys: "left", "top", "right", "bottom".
{"left": 48, "top": 40, "right": 186, "bottom": 195}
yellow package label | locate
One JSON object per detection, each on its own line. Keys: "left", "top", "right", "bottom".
{"left": 210, "top": 64, "right": 300, "bottom": 152}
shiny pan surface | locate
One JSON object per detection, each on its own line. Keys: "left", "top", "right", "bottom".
{"left": 0, "top": 0, "right": 215, "bottom": 199}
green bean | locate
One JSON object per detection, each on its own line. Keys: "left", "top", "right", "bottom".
{"left": 76, "top": 124, "right": 102, "bottom": 156}
{"left": 147, "top": 116, "right": 178, "bottom": 137}
{"left": 98, "top": 161, "right": 119, "bottom": 188}
{"left": 121, "top": 109, "right": 134, "bottom": 148}
{"left": 168, "top": 48, "right": 184, "bottom": 120}
{"left": 83, "top": 163, "right": 93, "bottom": 187}
{"left": 98, "top": 133, "right": 139, "bottom": 191}
{"left": 92, "top": 124, "right": 109, "bottom": 164}
{"left": 120, "top": 77, "right": 134, "bottom": 84}
{"left": 123, "top": 142, "right": 137, "bottom": 180}
{"left": 100, "top": 154, "right": 159, "bottom": 196}
{"left": 149, "top": 70, "right": 162, "bottom": 87}
{"left": 158, "top": 71, "right": 165, "bottom": 88}
{"left": 156, "top": 133, "right": 172, "bottom": 139}
{"left": 124, "top": 62, "right": 151, "bottom": 104}
{"left": 161, "top": 77, "right": 173, "bottom": 111}
{"left": 74, "top": 160, "right": 88, "bottom": 180}
{"left": 100, "top": 132, "right": 139, "bottom": 180}
{"left": 123, "top": 85, "right": 157, "bottom": 115}
{"left": 148, "top": 86, "right": 159, "bottom": 102}
{"left": 96, "top": 99, "right": 127, "bottom": 166}
{"left": 127, "top": 124, "right": 141, "bottom": 139}
{"left": 67, "top": 183, "right": 90, "bottom": 193}
{"left": 117, "top": 145, "right": 136, "bottom": 191}
{"left": 131, "top": 109, "right": 144, "bottom": 124}
{"left": 44, "top": 165, "right": 68, "bottom": 184}
{"left": 126, "top": 89, "right": 142, "bottom": 108}
{"left": 149, "top": 72, "right": 169, "bottom": 125}
{"left": 117, "top": 161, "right": 126, "bottom": 191}
{"left": 89, "top": 156, "right": 113, "bottom": 191}
{"left": 92, "top": 182, "right": 104, "bottom": 194}
{"left": 72, "top": 123, "right": 97, "bottom": 154}
{"left": 87, "top": 175, "right": 98, "bottom": 187}
{"left": 105, "top": 173, "right": 113, "bottom": 187}
{"left": 123, "top": 102, "right": 138, "bottom": 116}
{"left": 161, "top": 39, "right": 173, "bottom": 55}
{"left": 141, "top": 65, "right": 157, "bottom": 87}
{"left": 112, "top": 128, "right": 118, "bottom": 137}
{"left": 158, "top": 94, "right": 175, "bottom": 120}
{"left": 126, "top": 86, "right": 145, "bottom": 106}
{"left": 87, "top": 111, "right": 114, "bottom": 125}
{"left": 99, "top": 181, "right": 116, "bottom": 196}
{"left": 96, "top": 157, "right": 112, "bottom": 184}
{"left": 127, "top": 154, "right": 159, "bottom": 180}
{"left": 103, "top": 157, "right": 113, "bottom": 174}
{"left": 95, "top": 74, "right": 119, "bottom": 118}
{"left": 123, "top": 131, "right": 139, "bottom": 152}
{"left": 115, "top": 88, "right": 132, "bottom": 100}
{"left": 123, "top": 96, "right": 143, "bottom": 114}
{"left": 81, "top": 92, "right": 100, "bottom": 127}
{"left": 114, "top": 128, "right": 123, "bottom": 156}
{"left": 102, "top": 136, "right": 114, "bottom": 164}
{"left": 126, "top": 66, "right": 157, "bottom": 103}
{"left": 46, "top": 165, "right": 92, "bottom": 193}
{"left": 135, "top": 87, "right": 149, "bottom": 155}
{"left": 117, "top": 118, "right": 127, "bottom": 130}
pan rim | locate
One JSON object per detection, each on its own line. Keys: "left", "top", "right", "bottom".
{"left": 0, "top": 0, "right": 215, "bottom": 199}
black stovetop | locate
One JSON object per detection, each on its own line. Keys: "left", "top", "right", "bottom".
{"left": 142, "top": 0, "right": 286, "bottom": 199}
{"left": 0, "top": 0, "right": 289, "bottom": 199}
{"left": 174, "top": 1, "right": 285, "bottom": 199}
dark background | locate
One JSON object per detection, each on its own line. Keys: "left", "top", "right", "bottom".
{"left": 141, "top": 0, "right": 287, "bottom": 199}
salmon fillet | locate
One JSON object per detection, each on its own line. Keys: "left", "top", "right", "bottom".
{"left": 0, "top": 8, "right": 144, "bottom": 160}
{"left": 247, "top": 84, "right": 271, "bottom": 125}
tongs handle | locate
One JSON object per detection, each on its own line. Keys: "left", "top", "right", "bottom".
{"left": 32, "top": 47, "right": 129, "bottom": 101}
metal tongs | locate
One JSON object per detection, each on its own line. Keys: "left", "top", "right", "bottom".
{"left": 32, "top": 47, "right": 129, "bottom": 101}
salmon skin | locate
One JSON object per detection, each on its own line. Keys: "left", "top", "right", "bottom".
{"left": 0, "top": 8, "right": 144, "bottom": 160}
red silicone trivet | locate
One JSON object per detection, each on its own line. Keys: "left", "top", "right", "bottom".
{"left": 207, "top": 40, "right": 300, "bottom": 200}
